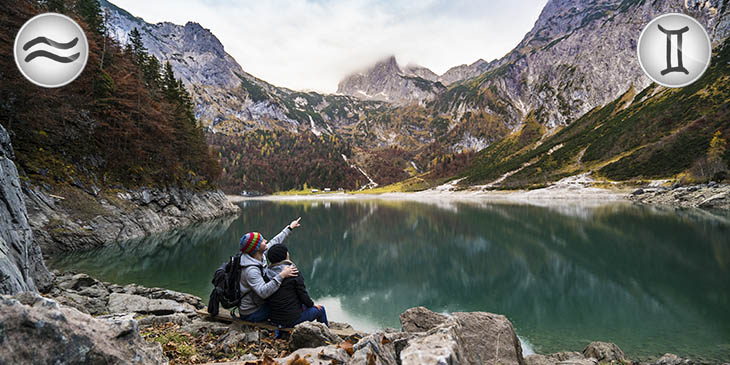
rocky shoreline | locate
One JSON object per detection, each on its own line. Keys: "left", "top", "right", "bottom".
{"left": 628, "top": 182, "right": 730, "bottom": 210}
{"left": 23, "top": 184, "right": 240, "bottom": 255}
{"left": 2, "top": 271, "right": 724, "bottom": 365}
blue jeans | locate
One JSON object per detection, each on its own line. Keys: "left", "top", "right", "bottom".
{"left": 291, "top": 306, "right": 328, "bottom": 327}
{"left": 240, "top": 304, "right": 270, "bottom": 322}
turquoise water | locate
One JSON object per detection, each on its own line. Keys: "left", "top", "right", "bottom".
{"left": 49, "top": 200, "right": 730, "bottom": 362}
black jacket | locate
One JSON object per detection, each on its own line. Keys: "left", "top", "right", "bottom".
{"left": 265, "top": 261, "right": 314, "bottom": 326}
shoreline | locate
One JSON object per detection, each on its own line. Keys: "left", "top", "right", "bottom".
{"left": 228, "top": 180, "right": 730, "bottom": 211}
{"left": 228, "top": 185, "right": 632, "bottom": 204}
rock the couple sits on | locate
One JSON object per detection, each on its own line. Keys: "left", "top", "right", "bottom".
{"left": 236, "top": 217, "right": 328, "bottom": 329}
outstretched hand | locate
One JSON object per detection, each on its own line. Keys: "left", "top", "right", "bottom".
{"left": 289, "top": 217, "right": 302, "bottom": 230}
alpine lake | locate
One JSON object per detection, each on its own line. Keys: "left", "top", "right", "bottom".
{"left": 49, "top": 199, "right": 730, "bottom": 362}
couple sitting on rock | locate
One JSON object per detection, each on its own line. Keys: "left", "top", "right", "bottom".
{"left": 236, "top": 217, "right": 328, "bottom": 330}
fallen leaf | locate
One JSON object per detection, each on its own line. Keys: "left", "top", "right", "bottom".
{"left": 338, "top": 341, "right": 354, "bottom": 356}
{"left": 286, "top": 354, "right": 312, "bottom": 365}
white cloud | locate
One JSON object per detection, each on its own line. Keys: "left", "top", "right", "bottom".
{"left": 110, "top": 0, "right": 548, "bottom": 93}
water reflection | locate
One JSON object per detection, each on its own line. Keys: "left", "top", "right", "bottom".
{"left": 50, "top": 200, "right": 730, "bottom": 362}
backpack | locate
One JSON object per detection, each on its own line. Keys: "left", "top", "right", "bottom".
{"left": 207, "top": 254, "right": 269, "bottom": 317}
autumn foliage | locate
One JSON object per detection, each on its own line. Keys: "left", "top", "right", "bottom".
{"left": 0, "top": 0, "right": 220, "bottom": 189}
{"left": 208, "top": 130, "right": 366, "bottom": 194}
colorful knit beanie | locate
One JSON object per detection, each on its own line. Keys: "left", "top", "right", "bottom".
{"left": 240, "top": 232, "right": 264, "bottom": 255}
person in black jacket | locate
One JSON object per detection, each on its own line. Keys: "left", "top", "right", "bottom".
{"left": 264, "top": 244, "right": 328, "bottom": 329}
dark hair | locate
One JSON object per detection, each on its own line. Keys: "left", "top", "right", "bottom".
{"left": 267, "top": 244, "right": 288, "bottom": 263}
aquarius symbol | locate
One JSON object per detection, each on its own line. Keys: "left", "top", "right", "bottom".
{"left": 657, "top": 24, "right": 689, "bottom": 75}
{"left": 22, "top": 36, "right": 80, "bottom": 63}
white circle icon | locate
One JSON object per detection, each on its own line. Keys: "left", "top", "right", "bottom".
{"left": 637, "top": 13, "right": 711, "bottom": 88}
{"left": 13, "top": 13, "right": 89, "bottom": 88}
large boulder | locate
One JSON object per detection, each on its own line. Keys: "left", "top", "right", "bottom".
{"left": 0, "top": 293, "right": 166, "bottom": 364}
{"left": 450, "top": 311, "right": 525, "bottom": 365}
{"left": 400, "top": 306, "right": 449, "bottom": 332}
{"left": 351, "top": 308, "right": 525, "bottom": 365}
{"left": 0, "top": 124, "right": 52, "bottom": 294}
{"left": 582, "top": 342, "right": 625, "bottom": 362}
{"left": 289, "top": 321, "right": 342, "bottom": 351}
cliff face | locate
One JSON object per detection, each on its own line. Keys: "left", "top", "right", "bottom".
{"left": 0, "top": 125, "right": 52, "bottom": 294}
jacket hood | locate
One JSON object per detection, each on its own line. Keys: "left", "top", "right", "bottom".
{"left": 240, "top": 251, "right": 266, "bottom": 267}
{"left": 265, "top": 259, "right": 294, "bottom": 280}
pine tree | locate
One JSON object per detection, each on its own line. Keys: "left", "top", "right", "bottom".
{"left": 76, "top": 0, "right": 105, "bottom": 35}
{"left": 162, "top": 62, "right": 179, "bottom": 101}
{"left": 129, "top": 28, "right": 146, "bottom": 65}
{"left": 142, "top": 55, "right": 161, "bottom": 89}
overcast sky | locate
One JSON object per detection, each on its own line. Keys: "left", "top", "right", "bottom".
{"left": 111, "top": 0, "right": 548, "bottom": 93}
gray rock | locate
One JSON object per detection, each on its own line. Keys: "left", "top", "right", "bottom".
{"left": 289, "top": 321, "right": 342, "bottom": 351}
{"left": 451, "top": 311, "right": 524, "bottom": 365}
{"left": 0, "top": 293, "right": 166, "bottom": 364}
{"left": 526, "top": 354, "right": 557, "bottom": 365}
{"left": 51, "top": 291, "right": 109, "bottom": 315}
{"left": 0, "top": 125, "right": 52, "bottom": 295}
{"left": 399, "top": 326, "right": 462, "bottom": 365}
{"left": 351, "top": 332, "right": 414, "bottom": 365}
{"left": 400, "top": 306, "right": 449, "bottom": 333}
{"left": 107, "top": 292, "right": 196, "bottom": 315}
{"left": 137, "top": 313, "right": 193, "bottom": 327}
{"left": 179, "top": 318, "right": 230, "bottom": 336}
{"left": 583, "top": 341, "right": 625, "bottom": 362}
{"left": 631, "top": 189, "right": 645, "bottom": 195}
{"left": 216, "top": 328, "right": 260, "bottom": 354}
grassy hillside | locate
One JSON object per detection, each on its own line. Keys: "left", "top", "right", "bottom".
{"left": 460, "top": 39, "right": 730, "bottom": 188}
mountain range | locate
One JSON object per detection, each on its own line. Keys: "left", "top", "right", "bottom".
{"left": 100, "top": 0, "right": 730, "bottom": 192}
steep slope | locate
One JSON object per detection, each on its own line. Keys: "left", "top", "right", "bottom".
{"left": 337, "top": 56, "right": 446, "bottom": 104}
{"left": 429, "top": 0, "right": 730, "bottom": 150}
{"left": 461, "top": 37, "right": 730, "bottom": 187}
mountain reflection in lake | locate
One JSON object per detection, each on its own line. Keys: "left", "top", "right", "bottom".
{"left": 49, "top": 200, "right": 730, "bottom": 362}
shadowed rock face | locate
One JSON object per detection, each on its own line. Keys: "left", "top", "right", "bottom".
{"left": 0, "top": 292, "right": 167, "bottom": 364}
{"left": 0, "top": 124, "right": 52, "bottom": 294}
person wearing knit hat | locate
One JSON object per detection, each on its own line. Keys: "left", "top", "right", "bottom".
{"left": 237, "top": 217, "right": 302, "bottom": 322}
{"left": 264, "top": 244, "right": 328, "bottom": 332}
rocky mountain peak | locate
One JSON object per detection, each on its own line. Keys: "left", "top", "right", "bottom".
{"left": 404, "top": 63, "right": 439, "bottom": 82}
{"left": 337, "top": 56, "right": 444, "bottom": 104}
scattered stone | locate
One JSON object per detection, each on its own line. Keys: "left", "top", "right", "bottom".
{"left": 583, "top": 341, "right": 625, "bottom": 362}
{"left": 631, "top": 189, "right": 645, "bottom": 195}
{"left": 0, "top": 293, "right": 166, "bottom": 364}
{"left": 289, "top": 322, "right": 342, "bottom": 351}
{"left": 399, "top": 306, "right": 448, "bottom": 332}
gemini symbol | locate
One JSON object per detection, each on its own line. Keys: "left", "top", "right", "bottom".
{"left": 657, "top": 24, "right": 689, "bottom": 75}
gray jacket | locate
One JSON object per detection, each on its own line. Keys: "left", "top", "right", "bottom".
{"left": 238, "top": 226, "right": 291, "bottom": 315}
